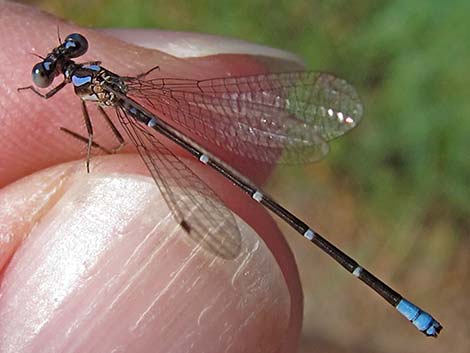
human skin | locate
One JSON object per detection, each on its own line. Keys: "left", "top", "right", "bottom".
{"left": 0, "top": 2, "right": 303, "bottom": 353}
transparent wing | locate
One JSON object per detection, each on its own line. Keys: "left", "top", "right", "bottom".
{"left": 116, "top": 108, "right": 241, "bottom": 259}
{"left": 126, "top": 71, "right": 362, "bottom": 163}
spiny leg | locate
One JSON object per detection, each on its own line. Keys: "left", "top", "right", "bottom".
{"left": 80, "top": 61, "right": 102, "bottom": 67}
{"left": 56, "top": 25, "right": 62, "bottom": 44}
{"left": 17, "top": 80, "right": 67, "bottom": 99}
{"left": 60, "top": 105, "right": 125, "bottom": 166}
{"left": 97, "top": 106, "right": 125, "bottom": 153}
{"left": 81, "top": 101, "right": 94, "bottom": 173}
{"left": 122, "top": 65, "right": 160, "bottom": 81}
{"left": 60, "top": 127, "right": 113, "bottom": 154}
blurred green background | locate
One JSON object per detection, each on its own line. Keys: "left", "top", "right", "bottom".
{"left": 16, "top": 1, "right": 469, "bottom": 352}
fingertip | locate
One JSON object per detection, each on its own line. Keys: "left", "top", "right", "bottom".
{"left": 0, "top": 156, "right": 300, "bottom": 352}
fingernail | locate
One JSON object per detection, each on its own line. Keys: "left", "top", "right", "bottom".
{"left": 102, "top": 29, "right": 305, "bottom": 65}
{"left": 0, "top": 158, "right": 290, "bottom": 353}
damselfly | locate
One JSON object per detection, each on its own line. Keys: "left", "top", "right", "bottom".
{"left": 18, "top": 33, "right": 442, "bottom": 337}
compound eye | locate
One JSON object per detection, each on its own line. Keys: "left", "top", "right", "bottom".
{"left": 64, "top": 33, "right": 88, "bottom": 58}
{"left": 32, "top": 62, "right": 54, "bottom": 88}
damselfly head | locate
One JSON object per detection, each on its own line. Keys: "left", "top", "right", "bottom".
{"left": 30, "top": 33, "right": 88, "bottom": 88}
{"left": 31, "top": 59, "right": 56, "bottom": 88}
{"left": 63, "top": 33, "right": 88, "bottom": 58}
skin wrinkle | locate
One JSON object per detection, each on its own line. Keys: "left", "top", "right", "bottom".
{"left": 105, "top": 219, "right": 170, "bottom": 314}
{"left": 65, "top": 186, "right": 169, "bottom": 348}
{"left": 131, "top": 228, "right": 195, "bottom": 332}
{"left": 132, "top": 220, "right": 264, "bottom": 336}
{"left": 0, "top": 165, "right": 72, "bottom": 265}
{"left": 75, "top": 194, "right": 180, "bottom": 342}
{"left": 230, "top": 236, "right": 259, "bottom": 287}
